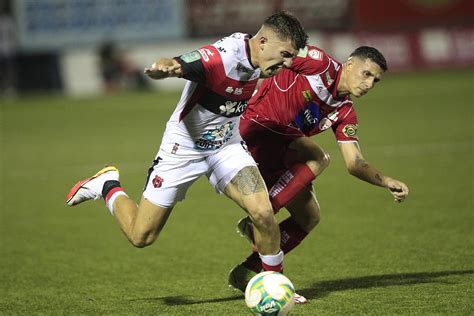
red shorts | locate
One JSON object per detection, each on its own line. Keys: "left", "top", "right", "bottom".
{"left": 240, "top": 117, "right": 304, "bottom": 188}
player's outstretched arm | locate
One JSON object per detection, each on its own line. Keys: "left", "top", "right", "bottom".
{"left": 144, "top": 58, "right": 182, "bottom": 80}
{"left": 338, "top": 142, "right": 409, "bottom": 202}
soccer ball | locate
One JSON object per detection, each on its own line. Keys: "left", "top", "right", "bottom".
{"left": 245, "top": 271, "right": 295, "bottom": 315}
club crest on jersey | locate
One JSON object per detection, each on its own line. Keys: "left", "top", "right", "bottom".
{"left": 308, "top": 49, "right": 323, "bottom": 60}
{"left": 195, "top": 122, "right": 235, "bottom": 150}
{"left": 153, "top": 175, "right": 163, "bottom": 188}
{"left": 342, "top": 124, "right": 358, "bottom": 137}
{"left": 318, "top": 118, "right": 333, "bottom": 131}
{"left": 302, "top": 90, "right": 312, "bottom": 102}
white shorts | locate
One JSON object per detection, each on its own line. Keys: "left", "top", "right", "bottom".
{"left": 142, "top": 142, "right": 257, "bottom": 207}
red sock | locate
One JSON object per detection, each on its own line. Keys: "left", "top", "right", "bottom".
{"left": 269, "top": 163, "right": 316, "bottom": 211}
{"left": 242, "top": 218, "right": 309, "bottom": 272}
{"left": 279, "top": 217, "right": 308, "bottom": 253}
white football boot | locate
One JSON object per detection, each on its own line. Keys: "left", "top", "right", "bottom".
{"left": 66, "top": 166, "right": 119, "bottom": 206}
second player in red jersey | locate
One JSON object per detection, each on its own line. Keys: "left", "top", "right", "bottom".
{"left": 242, "top": 45, "right": 359, "bottom": 193}
{"left": 229, "top": 46, "right": 409, "bottom": 301}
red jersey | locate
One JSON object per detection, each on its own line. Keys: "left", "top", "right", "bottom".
{"left": 243, "top": 45, "right": 358, "bottom": 142}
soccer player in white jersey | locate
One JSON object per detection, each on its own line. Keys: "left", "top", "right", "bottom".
{"left": 66, "top": 12, "right": 307, "bottom": 278}
{"left": 227, "top": 46, "right": 409, "bottom": 302}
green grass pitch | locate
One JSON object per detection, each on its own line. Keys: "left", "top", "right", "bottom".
{"left": 1, "top": 69, "right": 473, "bottom": 315}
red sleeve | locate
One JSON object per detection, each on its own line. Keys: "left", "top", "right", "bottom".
{"left": 332, "top": 104, "right": 359, "bottom": 142}
{"left": 196, "top": 45, "right": 225, "bottom": 88}
{"left": 290, "top": 46, "right": 330, "bottom": 76}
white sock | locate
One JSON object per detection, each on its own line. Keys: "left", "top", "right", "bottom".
{"left": 106, "top": 191, "right": 128, "bottom": 215}
{"left": 259, "top": 250, "right": 284, "bottom": 267}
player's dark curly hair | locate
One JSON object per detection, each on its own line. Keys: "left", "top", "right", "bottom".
{"left": 350, "top": 46, "right": 388, "bottom": 71}
{"left": 263, "top": 11, "right": 308, "bottom": 50}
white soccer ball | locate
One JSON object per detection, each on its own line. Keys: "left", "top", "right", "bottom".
{"left": 245, "top": 271, "right": 295, "bottom": 315}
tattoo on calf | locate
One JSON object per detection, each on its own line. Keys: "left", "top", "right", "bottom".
{"left": 231, "top": 166, "right": 265, "bottom": 195}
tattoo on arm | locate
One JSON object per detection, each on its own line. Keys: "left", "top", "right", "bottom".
{"left": 354, "top": 153, "right": 384, "bottom": 185}
{"left": 355, "top": 155, "right": 369, "bottom": 169}
{"left": 375, "top": 173, "right": 383, "bottom": 183}
{"left": 231, "top": 166, "right": 266, "bottom": 195}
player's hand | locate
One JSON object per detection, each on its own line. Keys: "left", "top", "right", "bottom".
{"left": 385, "top": 178, "right": 409, "bottom": 202}
{"left": 144, "top": 59, "right": 182, "bottom": 80}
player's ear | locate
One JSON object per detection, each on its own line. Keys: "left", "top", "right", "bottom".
{"left": 346, "top": 57, "right": 355, "bottom": 70}
{"left": 259, "top": 36, "right": 268, "bottom": 50}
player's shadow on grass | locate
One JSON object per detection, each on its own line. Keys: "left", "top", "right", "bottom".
{"left": 130, "top": 294, "right": 243, "bottom": 306}
{"left": 130, "top": 269, "right": 474, "bottom": 306}
{"left": 299, "top": 269, "right": 474, "bottom": 300}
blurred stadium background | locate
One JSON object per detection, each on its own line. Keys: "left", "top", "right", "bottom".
{"left": 1, "top": 0, "right": 473, "bottom": 315}
{"left": 1, "top": 0, "right": 473, "bottom": 96}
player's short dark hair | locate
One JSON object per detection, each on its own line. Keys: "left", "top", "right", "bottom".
{"left": 350, "top": 46, "right": 388, "bottom": 71}
{"left": 263, "top": 11, "right": 308, "bottom": 50}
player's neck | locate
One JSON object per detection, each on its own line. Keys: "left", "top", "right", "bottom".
{"left": 336, "top": 64, "right": 351, "bottom": 97}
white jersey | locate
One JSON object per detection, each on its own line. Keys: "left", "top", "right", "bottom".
{"left": 159, "top": 33, "right": 261, "bottom": 160}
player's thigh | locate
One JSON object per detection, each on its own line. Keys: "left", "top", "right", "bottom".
{"left": 133, "top": 196, "right": 174, "bottom": 243}
{"left": 207, "top": 143, "right": 272, "bottom": 216}
{"left": 285, "top": 185, "right": 320, "bottom": 232}
{"left": 143, "top": 155, "right": 208, "bottom": 207}
{"left": 223, "top": 165, "right": 271, "bottom": 212}
{"left": 206, "top": 142, "right": 261, "bottom": 194}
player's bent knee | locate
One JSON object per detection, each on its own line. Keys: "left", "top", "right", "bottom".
{"left": 305, "top": 151, "right": 330, "bottom": 176}
{"left": 248, "top": 205, "right": 276, "bottom": 230}
{"left": 129, "top": 232, "right": 158, "bottom": 248}
{"left": 309, "top": 202, "right": 322, "bottom": 228}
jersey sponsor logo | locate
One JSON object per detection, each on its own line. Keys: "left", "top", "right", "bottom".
{"left": 225, "top": 86, "right": 243, "bottom": 95}
{"left": 219, "top": 100, "right": 248, "bottom": 116}
{"left": 269, "top": 170, "right": 294, "bottom": 198}
{"left": 342, "top": 124, "right": 358, "bottom": 137}
{"left": 295, "top": 101, "right": 321, "bottom": 133}
{"left": 308, "top": 49, "right": 323, "bottom": 60}
{"left": 180, "top": 50, "right": 201, "bottom": 63}
{"left": 302, "top": 90, "right": 313, "bottom": 102}
{"left": 198, "top": 48, "right": 214, "bottom": 62}
{"left": 194, "top": 122, "right": 235, "bottom": 150}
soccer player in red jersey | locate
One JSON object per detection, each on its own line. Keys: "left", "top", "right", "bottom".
{"left": 228, "top": 46, "right": 409, "bottom": 302}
